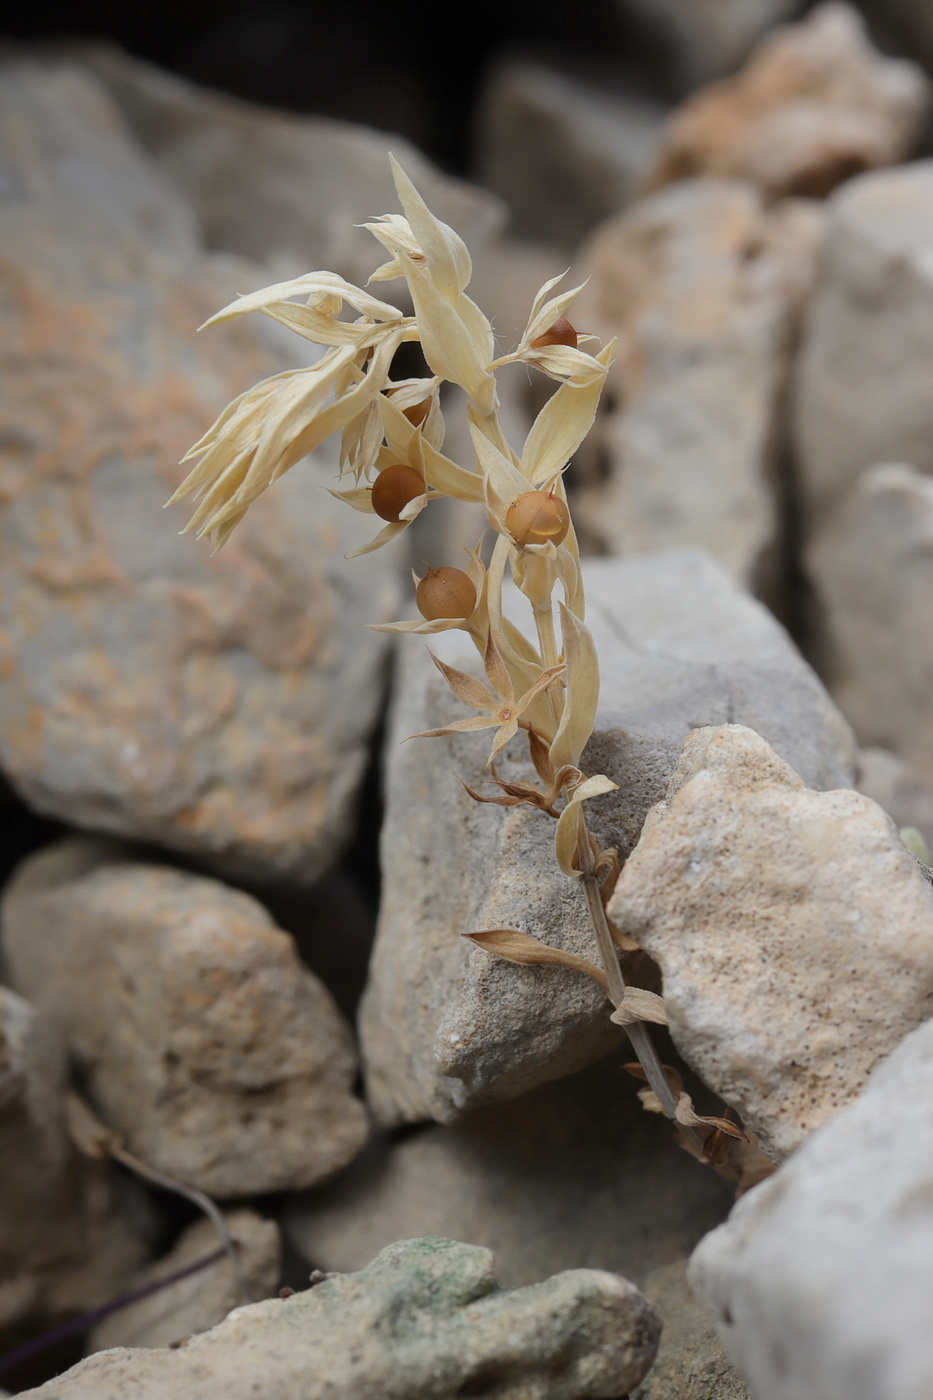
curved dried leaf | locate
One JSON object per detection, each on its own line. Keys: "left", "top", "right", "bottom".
{"left": 463, "top": 928, "right": 608, "bottom": 991}
{"left": 609, "top": 988, "right": 668, "bottom": 1027}
{"left": 549, "top": 604, "right": 600, "bottom": 769}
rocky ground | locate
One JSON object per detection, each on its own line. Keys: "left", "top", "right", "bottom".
{"left": 3, "top": 4, "right": 933, "bottom": 1397}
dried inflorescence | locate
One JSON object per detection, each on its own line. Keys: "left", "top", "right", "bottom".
{"left": 168, "top": 156, "right": 743, "bottom": 1158}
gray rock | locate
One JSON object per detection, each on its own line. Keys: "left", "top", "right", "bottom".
{"left": 633, "top": 1258, "right": 751, "bottom": 1400}
{"left": 20, "top": 1237, "right": 662, "bottom": 1400}
{"left": 284, "top": 1059, "right": 734, "bottom": 1289}
{"left": 475, "top": 60, "right": 666, "bottom": 249}
{"left": 573, "top": 180, "right": 822, "bottom": 596}
{"left": 690, "top": 1016, "right": 933, "bottom": 1400}
{"left": 1, "top": 839, "right": 369, "bottom": 1197}
{"left": 607, "top": 723, "right": 933, "bottom": 1161}
{"left": 647, "top": 4, "right": 929, "bottom": 200}
{"left": 360, "top": 551, "right": 855, "bottom": 1128}
{"left": 89, "top": 1210, "right": 280, "bottom": 1352}
{"left": 616, "top": 0, "right": 802, "bottom": 90}
{"left": 69, "top": 43, "right": 504, "bottom": 285}
{"left": 0, "top": 60, "right": 399, "bottom": 881}
{"left": 807, "top": 463, "right": 933, "bottom": 785}
{"left": 858, "top": 746, "right": 933, "bottom": 861}
{"left": 793, "top": 161, "right": 933, "bottom": 530}
{"left": 0, "top": 986, "right": 150, "bottom": 1329}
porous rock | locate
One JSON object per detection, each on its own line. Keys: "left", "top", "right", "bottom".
{"left": 572, "top": 179, "right": 822, "bottom": 595}
{"left": 633, "top": 1258, "right": 751, "bottom": 1400}
{"left": 0, "top": 60, "right": 399, "bottom": 881}
{"left": 0, "top": 986, "right": 150, "bottom": 1330}
{"left": 475, "top": 60, "right": 666, "bottom": 249}
{"left": 1, "top": 839, "right": 369, "bottom": 1197}
{"left": 793, "top": 161, "right": 933, "bottom": 529}
{"left": 607, "top": 723, "right": 933, "bottom": 1161}
{"left": 647, "top": 4, "right": 929, "bottom": 200}
{"left": 284, "top": 1059, "right": 734, "bottom": 1288}
{"left": 690, "top": 1017, "right": 933, "bottom": 1400}
{"left": 19, "top": 1237, "right": 662, "bottom": 1400}
{"left": 807, "top": 464, "right": 933, "bottom": 786}
{"left": 89, "top": 1210, "right": 280, "bottom": 1352}
{"left": 360, "top": 551, "right": 855, "bottom": 1127}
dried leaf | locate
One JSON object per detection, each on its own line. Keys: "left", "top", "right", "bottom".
{"left": 549, "top": 604, "right": 600, "bottom": 769}
{"left": 609, "top": 987, "right": 668, "bottom": 1027}
{"left": 463, "top": 928, "right": 608, "bottom": 991}
{"left": 554, "top": 773, "right": 617, "bottom": 878}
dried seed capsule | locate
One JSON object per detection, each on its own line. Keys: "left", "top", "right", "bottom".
{"left": 371, "top": 463, "right": 425, "bottom": 522}
{"left": 530, "top": 316, "right": 578, "bottom": 350}
{"left": 416, "top": 566, "right": 477, "bottom": 620}
{"left": 402, "top": 399, "right": 431, "bottom": 427}
{"left": 506, "top": 491, "right": 571, "bottom": 547}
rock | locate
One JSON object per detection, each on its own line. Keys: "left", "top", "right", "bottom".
{"left": 572, "top": 180, "right": 822, "bottom": 596}
{"left": 89, "top": 1210, "right": 280, "bottom": 1352}
{"left": 806, "top": 464, "right": 933, "bottom": 785}
{"left": 360, "top": 551, "right": 856, "bottom": 1128}
{"left": 1, "top": 839, "right": 369, "bottom": 1197}
{"left": 792, "top": 161, "right": 933, "bottom": 530}
{"left": 607, "top": 723, "right": 933, "bottom": 1161}
{"left": 633, "top": 1258, "right": 751, "bottom": 1400}
{"left": 283, "top": 1059, "right": 734, "bottom": 1289}
{"left": 68, "top": 43, "right": 504, "bottom": 285}
{"left": 689, "top": 1016, "right": 933, "bottom": 1400}
{"left": 0, "top": 986, "right": 150, "bottom": 1330}
{"left": 0, "top": 60, "right": 399, "bottom": 882}
{"left": 20, "top": 1237, "right": 662, "bottom": 1400}
{"left": 616, "top": 0, "right": 802, "bottom": 90}
{"left": 475, "top": 60, "right": 666, "bottom": 250}
{"left": 646, "top": 4, "right": 929, "bottom": 200}
{"left": 858, "top": 747, "right": 933, "bottom": 861}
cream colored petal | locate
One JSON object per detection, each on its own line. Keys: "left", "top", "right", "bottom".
{"left": 327, "top": 486, "right": 377, "bottom": 514}
{"left": 390, "top": 154, "right": 472, "bottom": 302}
{"left": 483, "top": 629, "right": 513, "bottom": 702}
{"left": 525, "top": 280, "right": 588, "bottom": 343}
{"left": 457, "top": 291, "right": 495, "bottom": 367}
{"left": 468, "top": 420, "right": 529, "bottom": 506}
{"left": 427, "top": 650, "right": 496, "bottom": 712}
{"left": 609, "top": 989, "right": 668, "bottom": 1027}
{"left": 405, "top": 263, "right": 496, "bottom": 413}
{"left": 527, "top": 343, "right": 609, "bottom": 388}
{"left": 346, "top": 519, "right": 409, "bottom": 559}
{"left": 368, "top": 616, "right": 469, "bottom": 634}
{"left": 521, "top": 342, "right": 616, "bottom": 485}
{"left": 514, "top": 663, "right": 567, "bottom": 715}
{"left": 488, "top": 717, "right": 520, "bottom": 762}
{"left": 421, "top": 438, "right": 484, "bottom": 502}
{"left": 549, "top": 604, "right": 600, "bottom": 770}
{"left": 201, "top": 272, "right": 403, "bottom": 329}
{"left": 409, "top": 715, "right": 499, "bottom": 741}
{"left": 398, "top": 491, "right": 429, "bottom": 523}
{"left": 525, "top": 272, "right": 571, "bottom": 332}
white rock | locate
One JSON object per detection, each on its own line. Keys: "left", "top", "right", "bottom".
{"left": 793, "top": 161, "right": 933, "bottom": 529}
{"left": 616, "top": 0, "right": 801, "bottom": 89}
{"left": 690, "top": 1017, "right": 933, "bottom": 1400}
{"left": 360, "top": 552, "right": 855, "bottom": 1127}
{"left": 807, "top": 463, "right": 933, "bottom": 785}
{"left": 573, "top": 181, "right": 823, "bottom": 595}
{"left": 858, "top": 746, "right": 933, "bottom": 862}
{"left": 1, "top": 839, "right": 369, "bottom": 1197}
{"left": 607, "top": 723, "right": 933, "bottom": 1161}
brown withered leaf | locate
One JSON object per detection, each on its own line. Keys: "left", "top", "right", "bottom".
{"left": 463, "top": 928, "right": 608, "bottom": 991}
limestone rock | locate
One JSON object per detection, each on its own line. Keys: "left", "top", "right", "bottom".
{"left": 807, "top": 464, "right": 933, "bottom": 786}
{"left": 616, "top": 0, "right": 801, "bottom": 90}
{"left": 20, "top": 1237, "right": 662, "bottom": 1400}
{"left": 67, "top": 44, "right": 504, "bottom": 287}
{"left": 89, "top": 1210, "right": 280, "bottom": 1352}
{"left": 284, "top": 1060, "right": 734, "bottom": 1289}
{"left": 475, "top": 60, "right": 666, "bottom": 249}
{"left": 792, "top": 161, "right": 933, "bottom": 530}
{"left": 633, "top": 1258, "right": 751, "bottom": 1400}
{"left": 607, "top": 723, "right": 933, "bottom": 1161}
{"left": 647, "top": 4, "right": 929, "bottom": 200}
{"left": 1, "top": 839, "right": 369, "bottom": 1197}
{"left": 0, "top": 986, "right": 150, "bottom": 1330}
{"left": 573, "top": 180, "right": 822, "bottom": 595}
{"left": 0, "top": 60, "right": 399, "bottom": 881}
{"left": 858, "top": 747, "right": 933, "bottom": 862}
{"left": 360, "top": 551, "right": 855, "bottom": 1128}
{"left": 690, "top": 1017, "right": 933, "bottom": 1400}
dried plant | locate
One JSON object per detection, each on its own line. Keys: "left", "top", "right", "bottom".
{"left": 168, "top": 157, "right": 744, "bottom": 1161}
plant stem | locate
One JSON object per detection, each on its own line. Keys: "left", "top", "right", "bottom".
{"left": 576, "top": 819, "right": 705, "bottom": 1151}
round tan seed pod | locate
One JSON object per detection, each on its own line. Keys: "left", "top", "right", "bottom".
{"left": 416, "top": 566, "right": 477, "bottom": 620}
{"left": 530, "top": 316, "right": 578, "bottom": 350}
{"left": 371, "top": 463, "right": 425, "bottom": 522}
{"left": 506, "top": 490, "right": 571, "bottom": 547}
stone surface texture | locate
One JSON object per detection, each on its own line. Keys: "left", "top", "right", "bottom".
{"left": 1, "top": 839, "right": 369, "bottom": 1197}
{"left": 647, "top": 4, "right": 929, "bottom": 200}
{"left": 807, "top": 463, "right": 933, "bottom": 786}
{"left": 360, "top": 551, "right": 855, "bottom": 1128}
{"left": 476, "top": 60, "right": 666, "bottom": 249}
{"left": 70, "top": 43, "right": 504, "bottom": 286}
{"left": 573, "top": 180, "right": 822, "bottom": 595}
{"left": 690, "top": 1017, "right": 933, "bottom": 1400}
{"left": 89, "top": 1210, "right": 281, "bottom": 1352}
{"left": 633, "top": 1258, "right": 751, "bottom": 1400}
{"left": 0, "top": 986, "right": 150, "bottom": 1329}
{"left": 617, "top": 0, "right": 801, "bottom": 89}
{"left": 20, "top": 1237, "right": 662, "bottom": 1400}
{"left": 608, "top": 723, "right": 933, "bottom": 1161}
{"left": 0, "top": 59, "right": 401, "bottom": 882}
{"left": 792, "top": 161, "right": 933, "bottom": 530}
{"left": 284, "top": 1060, "right": 734, "bottom": 1289}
